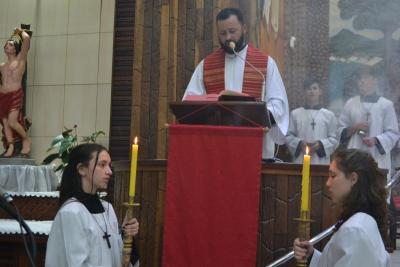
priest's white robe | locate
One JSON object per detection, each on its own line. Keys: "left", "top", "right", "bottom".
{"left": 338, "top": 96, "right": 400, "bottom": 177}
{"left": 183, "top": 45, "right": 289, "bottom": 159}
{"left": 286, "top": 107, "right": 338, "bottom": 164}
{"left": 310, "top": 212, "right": 389, "bottom": 267}
{"left": 45, "top": 199, "right": 129, "bottom": 267}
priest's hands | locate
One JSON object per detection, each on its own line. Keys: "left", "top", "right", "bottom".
{"left": 122, "top": 218, "right": 139, "bottom": 237}
{"left": 293, "top": 238, "right": 314, "bottom": 261}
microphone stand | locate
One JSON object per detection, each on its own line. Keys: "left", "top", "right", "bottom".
{"left": 229, "top": 42, "right": 272, "bottom": 128}
{"left": 0, "top": 197, "right": 37, "bottom": 267}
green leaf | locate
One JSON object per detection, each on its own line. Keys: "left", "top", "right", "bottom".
{"left": 59, "top": 136, "right": 75, "bottom": 154}
{"left": 55, "top": 164, "right": 65, "bottom": 172}
{"left": 50, "top": 134, "right": 64, "bottom": 146}
{"left": 42, "top": 153, "right": 60, "bottom": 165}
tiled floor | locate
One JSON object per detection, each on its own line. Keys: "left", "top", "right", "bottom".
{"left": 390, "top": 249, "right": 400, "bottom": 266}
{"left": 390, "top": 239, "right": 400, "bottom": 266}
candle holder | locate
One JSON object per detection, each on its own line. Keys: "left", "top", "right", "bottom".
{"left": 294, "top": 210, "right": 313, "bottom": 267}
{"left": 121, "top": 197, "right": 140, "bottom": 267}
{"left": 294, "top": 210, "right": 314, "bottom": 267}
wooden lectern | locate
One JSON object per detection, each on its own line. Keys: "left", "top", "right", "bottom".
{"left": 169, "top": 100, "right": 270, "bottom": 127}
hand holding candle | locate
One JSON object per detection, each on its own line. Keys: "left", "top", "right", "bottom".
{"left": 129, "top": 137, "right": 139, "bottom": 201}
{"left": 300, "top": 146, "right": 311, "bottom": 211}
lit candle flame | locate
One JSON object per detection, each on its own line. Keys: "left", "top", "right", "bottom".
{"left": 134, "top": 136, "right": 138, "bottom": 145}
{"left": 306, "top": 146, "right": 309, "bottom": 155}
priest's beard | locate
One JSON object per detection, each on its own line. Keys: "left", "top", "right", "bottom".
{"left": 220, "top": 34, "right": 247, "bottom": 54}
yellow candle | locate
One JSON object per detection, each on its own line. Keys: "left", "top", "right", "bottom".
{"left": 300, "top": 146, "right": 311, "bottom": 211}
{"left": 129, "top": 137, "right": 139, "bottom": 199}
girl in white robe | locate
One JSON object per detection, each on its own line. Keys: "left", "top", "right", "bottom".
{"left": 293, "top": 149, "right": 390, "bottom": 267}
{"left": 45, "top": 143, "right": 140, "bottom": 267}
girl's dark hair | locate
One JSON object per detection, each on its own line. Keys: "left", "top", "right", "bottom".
{"left": 59, "top": 143, "right": 108, "bottom": 206}
{"left": 332, "top": 149, "right": 388, "bottom": 242}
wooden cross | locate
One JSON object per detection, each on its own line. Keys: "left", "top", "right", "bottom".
{"left": 311, "top": 119, "right": 316, "bottom": 131}
{"left": 103, "top": 231, "right": 111, "bottom": 248}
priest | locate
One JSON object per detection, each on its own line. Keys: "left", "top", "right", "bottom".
{"left": 183, "top": 7, "right": 289, "bottom": 160}
{"left": 286, "top": 79, "right": 338, "bottom": 164}
{"left": 338, "top": 66, "right": 400, "bottom": 177}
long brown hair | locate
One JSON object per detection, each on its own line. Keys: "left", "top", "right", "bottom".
{"left": 332, "top": 149, "right": 388, "bottom": 242}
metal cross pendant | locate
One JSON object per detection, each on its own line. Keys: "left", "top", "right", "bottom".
{"left": 103, "top": 231, "right": 111, "bottom": 248}
{"left": 311, "top": 119, "right": 316, "bottom": 131}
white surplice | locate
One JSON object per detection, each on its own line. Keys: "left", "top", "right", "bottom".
{"left": 338, "top": 96, "right": 400, "bottom": 177}
{"left": 45, "top": 199, "right": 126, "bottom": 267}
{"left": 310, "top": 212, "right": 389, "bottom": 267}
{"left": 183, "top": 45, "right": 289, "bottom": 159}
{"left": 286, "top": 107, "right": 338, "bottom": 164}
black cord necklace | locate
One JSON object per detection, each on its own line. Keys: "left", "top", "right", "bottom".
{"left": 77, "top": 192, "right": 112, "bottom": 249}
{"left": 91, "top": 213, "right": 112, "bottom": 249}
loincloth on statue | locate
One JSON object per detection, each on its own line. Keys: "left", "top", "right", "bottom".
{"left": 0, "top": 88, "right": 24, "bottom": 119}
{"left": 0, "top": 88, "right": 25, "bottom": 148}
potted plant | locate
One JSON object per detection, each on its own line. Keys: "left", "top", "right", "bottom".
{"left": 42, "top": 125, "right": 105, "bottom": 172}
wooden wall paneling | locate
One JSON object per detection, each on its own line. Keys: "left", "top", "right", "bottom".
{"left": 212, "top": 0, "right": 221, "bottom": 50}
{"left": 310, "top": 174, "right": 323, "bottom": 237}
{"left": 258, "top": 169, "right": 276, "bottom": 265}
{"left": 203, "top": 0, "right": 214, "bottom": 55}
{"left": 195, "top": 0, "right": 204, "bottom": 65}
{"left": 153, "top": 171, "right": 167, "bottom": 267}
{"left": 157, "top": 1, "right": 170, "bottom": 158}
{"left": 147, "top": 0, "right": 160, "bottom": 159}
{"left": 274, "top": 174, "right": 290, "bottom": 255}
{"left": 131, "top": 0, "right": 144, "bottom": 155}
{"left": 287, "top": 174, "right": 301, "bottom": 250}
{"left": 185, "top": 0, "right": 196, "bottom": 88}
{"left": 140, "top": 170, "right": 159, "bottom": 267}
{"left": 176, "top": 0, "right": 187, "bottom": 98}
{"left": 168, "top": 0, "right": 179, "bottom": 102}
{"left": 110, "top": 0, "right": 136, "bottom": 160}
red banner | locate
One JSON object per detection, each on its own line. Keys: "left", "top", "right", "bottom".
{"left": 162, "top": 124, "right": 263, "bottom": 267}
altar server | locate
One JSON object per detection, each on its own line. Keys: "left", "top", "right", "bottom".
{"left": 293, "top": 149, "right": 389, "bottom": 267}
{"left": 286, "top": 79, "right": 338, "bottom": 164}
{"left": 45, "top": 144, "right": 140, "bottom": 267}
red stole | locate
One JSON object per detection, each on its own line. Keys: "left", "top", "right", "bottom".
{"left": 203, "top": 43, "right": 268, "bottom": 100}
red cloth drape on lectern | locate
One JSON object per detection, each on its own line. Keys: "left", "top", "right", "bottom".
{"left": 162, "top": 124, "right": 263, "bottom": 267}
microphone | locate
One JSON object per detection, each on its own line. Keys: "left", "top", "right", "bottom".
{"left": 227, "top": 41, "right": 266, "bottom": 101}
{"left": 0, "top": 187, "right": 13, "bottom": 202}
{"left": 227, "top": 41, "right": 272, "bottom": 127}
{"left": 228, "top": 41, "right": 236, "bottom": 51}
